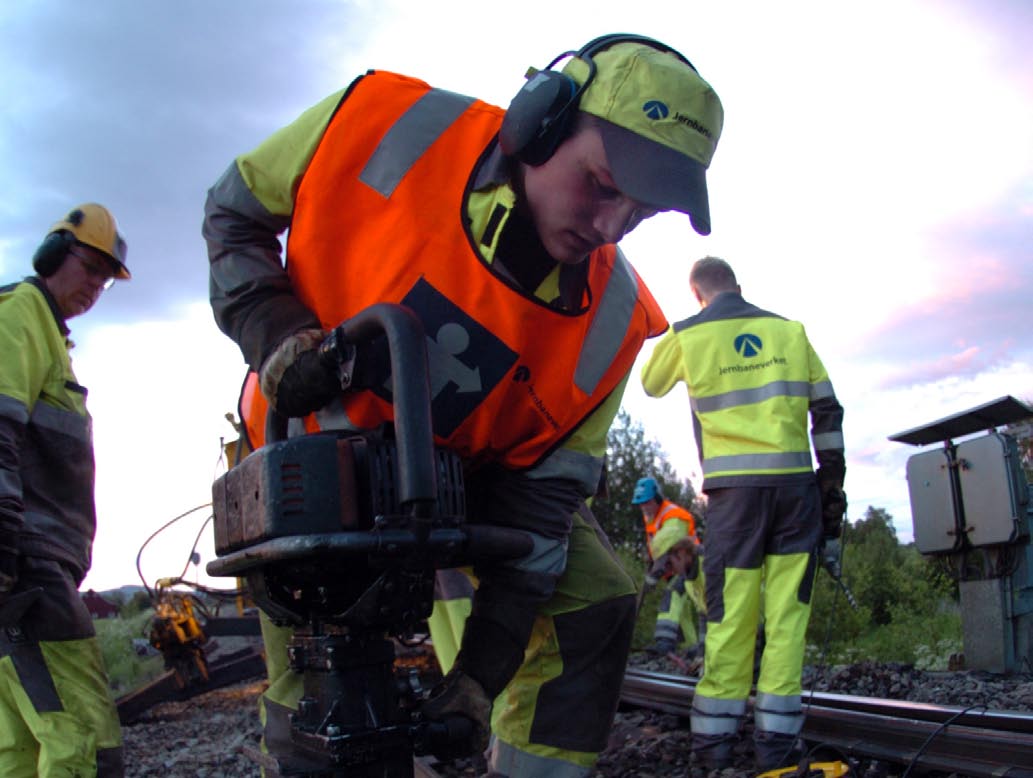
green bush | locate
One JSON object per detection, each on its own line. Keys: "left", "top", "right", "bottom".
{"left": 853, "top": 606, "right": 962, "bottom": 667}
{"left": 804, "top": 506, "right": 963, "bottom": 668}
{"left": 94, "top": 608, "right": 165, "bottom": 696}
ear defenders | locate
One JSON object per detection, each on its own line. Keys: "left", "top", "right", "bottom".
{"left": 32, "top": 208, "right": 84, "bottom": 278}
{"left": 498, "top": 33, "right": 696, "bottom": 167}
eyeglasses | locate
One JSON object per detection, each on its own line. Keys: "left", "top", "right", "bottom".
{"left": 68, "top": 246, "right": 117, "bottom": 290}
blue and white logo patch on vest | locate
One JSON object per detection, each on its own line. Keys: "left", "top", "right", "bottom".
{"left": 734, "top": 333, "right": 763, "bottom": 358}
{"left": 375, "top": 278, "right": 517, "bottom": 438}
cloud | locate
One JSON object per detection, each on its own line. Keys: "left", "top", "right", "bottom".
{"left": 844, "top": 194, "right": 1033, "bottom": 388}
{"left": 0, "top": 1, "right": 377, "bottom": 322}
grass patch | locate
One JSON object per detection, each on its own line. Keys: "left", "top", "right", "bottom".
{"left": 94, "top": 608, "right": 166, "bottom": 696}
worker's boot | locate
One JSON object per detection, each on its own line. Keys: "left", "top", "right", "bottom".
{"left": 754, "top": 730, "right": 803, "bottom": 772}
{"left": 691, "top": 733, "right": 736, "bottom": 771}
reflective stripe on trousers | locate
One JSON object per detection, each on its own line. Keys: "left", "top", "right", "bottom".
{"left": 489, "top": 737, "right": 592, "bottom": 778}
{"left": 654, "top": 580, "right": 697, "bottom": 647}
{"left": 690, "top": 694, "right": 746, "bottom": 737}
{"left": 754, "top": 690, "right": 804, "bottom": 736}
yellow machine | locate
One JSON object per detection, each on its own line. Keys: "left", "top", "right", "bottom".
{"left": 758, "top": 760, "right": 854, "bottom": 778}
{"left": 148, "top": 579, "right": 209, "bottom": 688}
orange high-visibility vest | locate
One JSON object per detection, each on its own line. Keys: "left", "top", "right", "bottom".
{"left": 240, "top": 71, "right": 666, "bottom": 468}
{"left": 642, "top": 500, "right": 697, "bottom": 560}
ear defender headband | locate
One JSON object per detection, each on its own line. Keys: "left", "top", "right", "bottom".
{"left": 32, "top": 208, "right": 85, "bottom": 278}
{"left": 498, "top": 33, "right": 696, "bottom": 167}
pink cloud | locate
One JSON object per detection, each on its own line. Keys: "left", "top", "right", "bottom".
{"left": 875, "top": 344, "right": 1022, "bottom": 390}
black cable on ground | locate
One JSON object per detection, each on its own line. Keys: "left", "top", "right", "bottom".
{"left": 899, "top": 704, "right": 986, "bottom": 778}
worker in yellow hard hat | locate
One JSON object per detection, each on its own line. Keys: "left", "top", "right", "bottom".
{"left": 0, "top": 204, "right": 129, "bottom": 776}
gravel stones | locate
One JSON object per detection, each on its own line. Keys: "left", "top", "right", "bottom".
{"left": 120, "top": 653, "right": 1033, "bottom": 777}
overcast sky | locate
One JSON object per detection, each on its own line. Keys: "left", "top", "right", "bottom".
{"left": 1, "top": 0, "right": 1030, "bottom": 592}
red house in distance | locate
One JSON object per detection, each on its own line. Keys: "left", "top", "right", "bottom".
{"left": 82, "top": 589, "right": 119, "bottom": 619}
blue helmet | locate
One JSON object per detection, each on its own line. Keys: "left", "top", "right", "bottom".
{"left": 631, "top": 477, "right": 661, "bottom": 505}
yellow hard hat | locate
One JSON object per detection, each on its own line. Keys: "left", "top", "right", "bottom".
{"left": 48, "top": 203, "right": 130, "bottom": 279}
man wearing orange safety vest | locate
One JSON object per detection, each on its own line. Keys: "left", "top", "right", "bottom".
{"left": 631, "top": 477, "right": 702, "bottom": 655}
{"left": 633, "top": 476, "right": 697, "bottom": 558}
{"left": 204, "top": 34, "right": 724, "bottom": 777}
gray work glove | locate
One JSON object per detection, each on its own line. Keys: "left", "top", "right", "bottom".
{"left": 421, "top": 669, "right": 492, "bottom": 759}
{"left": 822, "top": 537, "right": 842, "bottom": 581}
{"left": 258, "top": 328, "right": 340, "bottom": 418}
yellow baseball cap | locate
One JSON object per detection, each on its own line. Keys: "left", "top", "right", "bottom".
{"left": 563, "top": 42, "right": 724, "bottom": 235}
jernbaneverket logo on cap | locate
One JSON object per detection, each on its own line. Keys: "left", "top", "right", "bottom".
{"left": 563, "top": 42, "right": 724, "bottom": 235}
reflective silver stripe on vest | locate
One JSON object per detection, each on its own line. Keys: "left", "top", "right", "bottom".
{"left": 575, "top": 247, "right": 637, "bottom": 395}
{"left": 524, "top": 447, "right": 603, "bottom": 495}
{"left": 812, "top": 431, "right": 844, "bottom": 450}
{"left": 30, "top": 401, "right": 91, "bottom": 444}
{"left": 0, "top": 394, "right": 29, "bottom": 424}
{"left": 754, "top": 691, "right": 804, "bottom": 735}
{"left": 811, "top": 380, "right": 835, "bottom": 401}
{"left": 701, "top": 451, "right": 812, "bottom": 475}
{"left": 359, "top": 89, "right": 476, "bottom": 197}
{"left": 691, "top": 380, "right": 811, "bottom": 414}
{"left": 490, "top": 737, "right": 592, "bottom": 778}
{"left": 690, "top": 694, "right": 746, "bottom": 735}
{"left": 311, "top": 402, "right": 361, "bottom": 435}
{"left": 512, "top": 533, "right": 568, "bottom": 577}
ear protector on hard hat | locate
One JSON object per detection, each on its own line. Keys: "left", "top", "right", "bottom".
{"left": 32, "top": 212, "right": 82, "bottom": 278}
{"left": 32, "top": 204, "right": 130, "bottom": 280}
{"left": 498, "top": 33, "right": 697, "bottom": 167}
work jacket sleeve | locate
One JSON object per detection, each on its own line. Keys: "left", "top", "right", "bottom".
{"left": 806, "top": 335, "right": 846, "bottom": 482}
{"left": 0, "top": 293, "right": 46, "bottom": 538}
{"left": 0, "top": 413, "right": 26, "bottom": 538}
{"left": 640, "top": 326, "right": 684, "bottom": 399}
{"left": 203, "top": 89, "right": 346, "bottom": 370}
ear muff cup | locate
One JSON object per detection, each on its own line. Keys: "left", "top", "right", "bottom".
{"left": 498, "top": 70, "right": 579, "bottom": 167}
{"left": 32, "top": 230, "right": 75, "bottom": 278}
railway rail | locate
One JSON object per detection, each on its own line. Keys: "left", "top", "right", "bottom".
{"left": 620, "top": 667, "right": 1033, "bottom": 777}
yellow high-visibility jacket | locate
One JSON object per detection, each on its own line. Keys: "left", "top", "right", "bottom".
{"left": 642, "top": 291, "right": 843, "bottom": 490}
{"left": 0, "top": 278, "right": 96, "bottom": 582}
